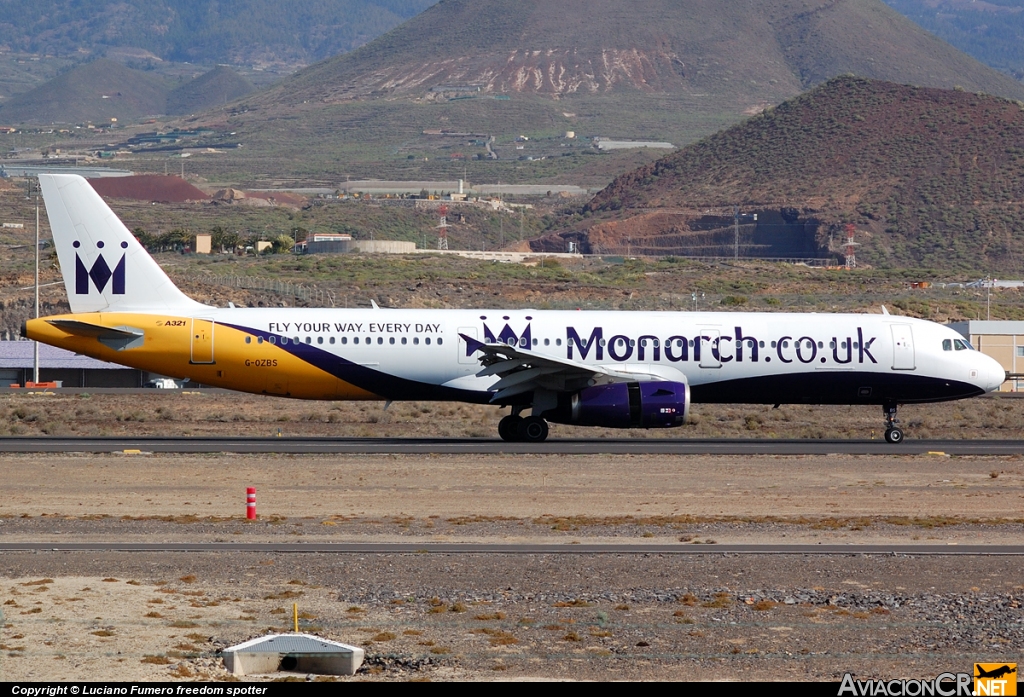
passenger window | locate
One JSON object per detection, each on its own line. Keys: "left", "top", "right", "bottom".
{"left": 437, "top": 338, "right": 443, "bottom": 345}
{"left": 425, "top": 337, "right": 431, "bottom": 345}
{"left": 245, "top": 336, "right": 252, "bottom": 344}
{"left": 378, "top": 337, "right": 383, "bottom": 345}
{"left": 341, "top": 337, "right": 348, "bottom": 345}
{"left": 556, "top": 339, "right": 562, "bottom": 346}
{"left": 270, "top": 336, "right": 277, "bottom": 345}
{"left": 305, "top": 337, "right": 311, "bottom": 344}
{"left": 402, "top": 337, "right": 407, "bottom": 345}
{"left": 329, "top": 337, "right": 335, "bottom": 344}
{"left": 317, "top": 336, "right": 323, "bottom": 345}
{"left": 943, "top": 339, "right": 952, "bottom": 351}
{"left": 390, "top": 337, "right": 395, "bottom": 345}
{"left": 544, "top": 338, "right": 550, "bottom": 346}
{"left": 280, "top": 337, "right": 288, "bottom": 345}
{"left": 414, "top": 337, "right": 419, "bottom": 345}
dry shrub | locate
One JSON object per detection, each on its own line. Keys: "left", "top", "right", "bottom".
{"left": 752, "top": 600, "right": 777, "bottom": 611}
{"left": 371, "top": 632, "right": 396, "bottom": 642}
{"left": 562, "top": 632, "right": 581, "bottom": 642}
{"left": 473, "top": 612, "right": 506, "bottom": 621}
{"left": 141, "top": 655, "right": 172, "bottom": 665}
{"left": 144, "top": 612, "right": 164, "bottom": 618}
{"left": 678, "top": 593, "right": 698, "bottom": 606}
{"left": 703, "top": 593, "right": 732, "bottom": 608}
{"left": 263, "top": 590, "right": 302, "bottom": 600}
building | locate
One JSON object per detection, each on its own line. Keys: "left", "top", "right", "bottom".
{"left": 0, "top": 341, "right": 145, "bottom": 387}
{"left": 295, "top": 233, "right": 352, "bottom": 254}
{"left": 195, "top": 233, "right": 212, "bottom": 254}
{"left": 949, "top": 321, "right": 1024, "bottom": 391}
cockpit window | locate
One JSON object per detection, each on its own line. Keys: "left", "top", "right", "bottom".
{"left": 942, "top": 339, "right": 952, "bottom": 351}
{"left": 954, "top": 339, "right": 972, "bottom": 351}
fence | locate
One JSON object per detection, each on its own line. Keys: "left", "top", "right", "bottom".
{"left": 180, "top": 274, "right": 338, "bottom": 307}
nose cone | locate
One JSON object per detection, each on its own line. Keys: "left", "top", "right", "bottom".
{"left": 978, "top": 353, "right": 1007, "bottom": 393}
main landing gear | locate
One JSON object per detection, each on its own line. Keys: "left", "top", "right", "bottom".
{"left": 883, "top": 402, "right": 904, "bottom": 444}
{"left": 498, "top": 411, "right": 549, "bottom": 443}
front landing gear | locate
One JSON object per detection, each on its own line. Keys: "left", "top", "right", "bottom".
{"left": 883, "top": 403, "right": 904, "bottom": 444}
{"left": 498, "top": 412, "right": 549, "bottom": 442}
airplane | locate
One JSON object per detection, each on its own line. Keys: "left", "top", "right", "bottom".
{"left": 23, "top": 173, "right": 1006, "bottom": 443}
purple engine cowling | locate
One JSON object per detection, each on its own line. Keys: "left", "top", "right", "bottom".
{"left": 544, "top": 381, "right": 689, "bottom": 429}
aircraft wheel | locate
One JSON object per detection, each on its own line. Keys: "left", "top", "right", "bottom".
{"left": 885, "top": 428, "right": 904, "bottom": 444}
{"left": 517, "top": 416, "right": 549, "bottom": 443}
{"left": 498, "top": 415, "right": 522, "bottom": 442}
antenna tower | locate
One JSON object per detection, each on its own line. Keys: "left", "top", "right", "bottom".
{"left": 843, "top": 223, "right": 859, "bottom": 270}
{"left": 437, "top": 204, "right": 450, "bottom": 250}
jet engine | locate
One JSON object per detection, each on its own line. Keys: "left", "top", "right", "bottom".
{"left": 544, "top": 381, "right": 689, "bottom": 429}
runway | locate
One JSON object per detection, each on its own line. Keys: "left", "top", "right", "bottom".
{"left": 2, "top": 542, "right": 1024, "bottom": 554}
{"left": 1, "top": 435, "right": 1024, "bottom": 454}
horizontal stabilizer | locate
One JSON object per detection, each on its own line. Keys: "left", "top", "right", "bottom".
{"left": 47, "top": 319, "right": 144, "bottom": 351}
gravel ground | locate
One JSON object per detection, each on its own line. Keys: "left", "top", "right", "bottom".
{"left": 1, "top": 451, "right": 1022, "bottom": 681}
{"left": 1, "top": 554, "right": 1021, "bottom": 681}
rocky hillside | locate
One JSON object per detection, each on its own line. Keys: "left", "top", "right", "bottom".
{"left": 561, "top": 77, "right": 1024, "bottom": 271}
{"left": 255, "top": 0, "right": 1024, "bottom": 105}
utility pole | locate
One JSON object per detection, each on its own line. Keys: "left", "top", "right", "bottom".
{"left": 987, "top": 277, "right": 992, "bottom": 321}
{"left": 33, "top": 192, "right": 40, "bottom": 384}
{"left": 734, "top": 206, "right": 739, "bottom": 260}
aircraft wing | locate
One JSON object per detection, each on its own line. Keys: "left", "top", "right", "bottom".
{"left": 460, "top": 333, "right": 677, "bottom": 402}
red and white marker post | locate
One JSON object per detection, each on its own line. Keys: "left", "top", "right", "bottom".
{"left": 246, "top": 487, "right": 257, "bottom": 520}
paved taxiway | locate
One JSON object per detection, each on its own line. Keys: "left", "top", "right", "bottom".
{"left": 1, "top": 435, "right": 1023, "bottom": 454}
{"left": 2, "top": 542, "right": 1023, "bottom": 554}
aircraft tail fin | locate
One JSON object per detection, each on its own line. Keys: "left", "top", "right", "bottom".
{"left": 38, "top": 173, "right": 208, "bottom": 314}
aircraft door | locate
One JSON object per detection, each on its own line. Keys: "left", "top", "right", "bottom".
{"left": 699, "top": 329, "right": 722, "bottom": 369}
{"left": 891, "top": 324, "right": 915, "bottom": 371}
{"left": 191, "top": 318, "right": 215, "bottom": 364}
{"left": 458, "top": 327, "right": 478, "bottom": 365}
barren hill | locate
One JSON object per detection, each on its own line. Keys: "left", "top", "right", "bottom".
{"left": 167, "top": 67, "right": 255, "bottom": 116}
{"left": 256, "top": 0, "right": 1024, "bottom": 105}
{"left": 556, "top": 77, "right": 1024, "bottom": 271}
{"left": 0, "top": 59, "right": 168, "bottom": 124}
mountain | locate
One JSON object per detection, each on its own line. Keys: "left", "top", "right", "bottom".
{"left": 173, "top": 0, "right": 1024, "bottom": 185}
{"left": 259, "top": 0, "right": 1024, "bottom": 104}
{"left": 557, "top": 77, "right": 1024, "bottom": 271}
{"left": 0, "top": 58, "right": 168, "bottom": 124}
{"left": 0, "top": 0, "right": 436, "bottom": 67}
{"left": 883, "top": 0, "right": 1024, "bottom": 80}
{"left": 167, "top": 67, "right": 255, "bottom": 115}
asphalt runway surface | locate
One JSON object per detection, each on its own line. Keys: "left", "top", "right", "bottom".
{"left": 2, "top": 435, "right": 1024, "bottom": 454}
{"left": 2, "top": 542, "right": 1023, "bottom": 554}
